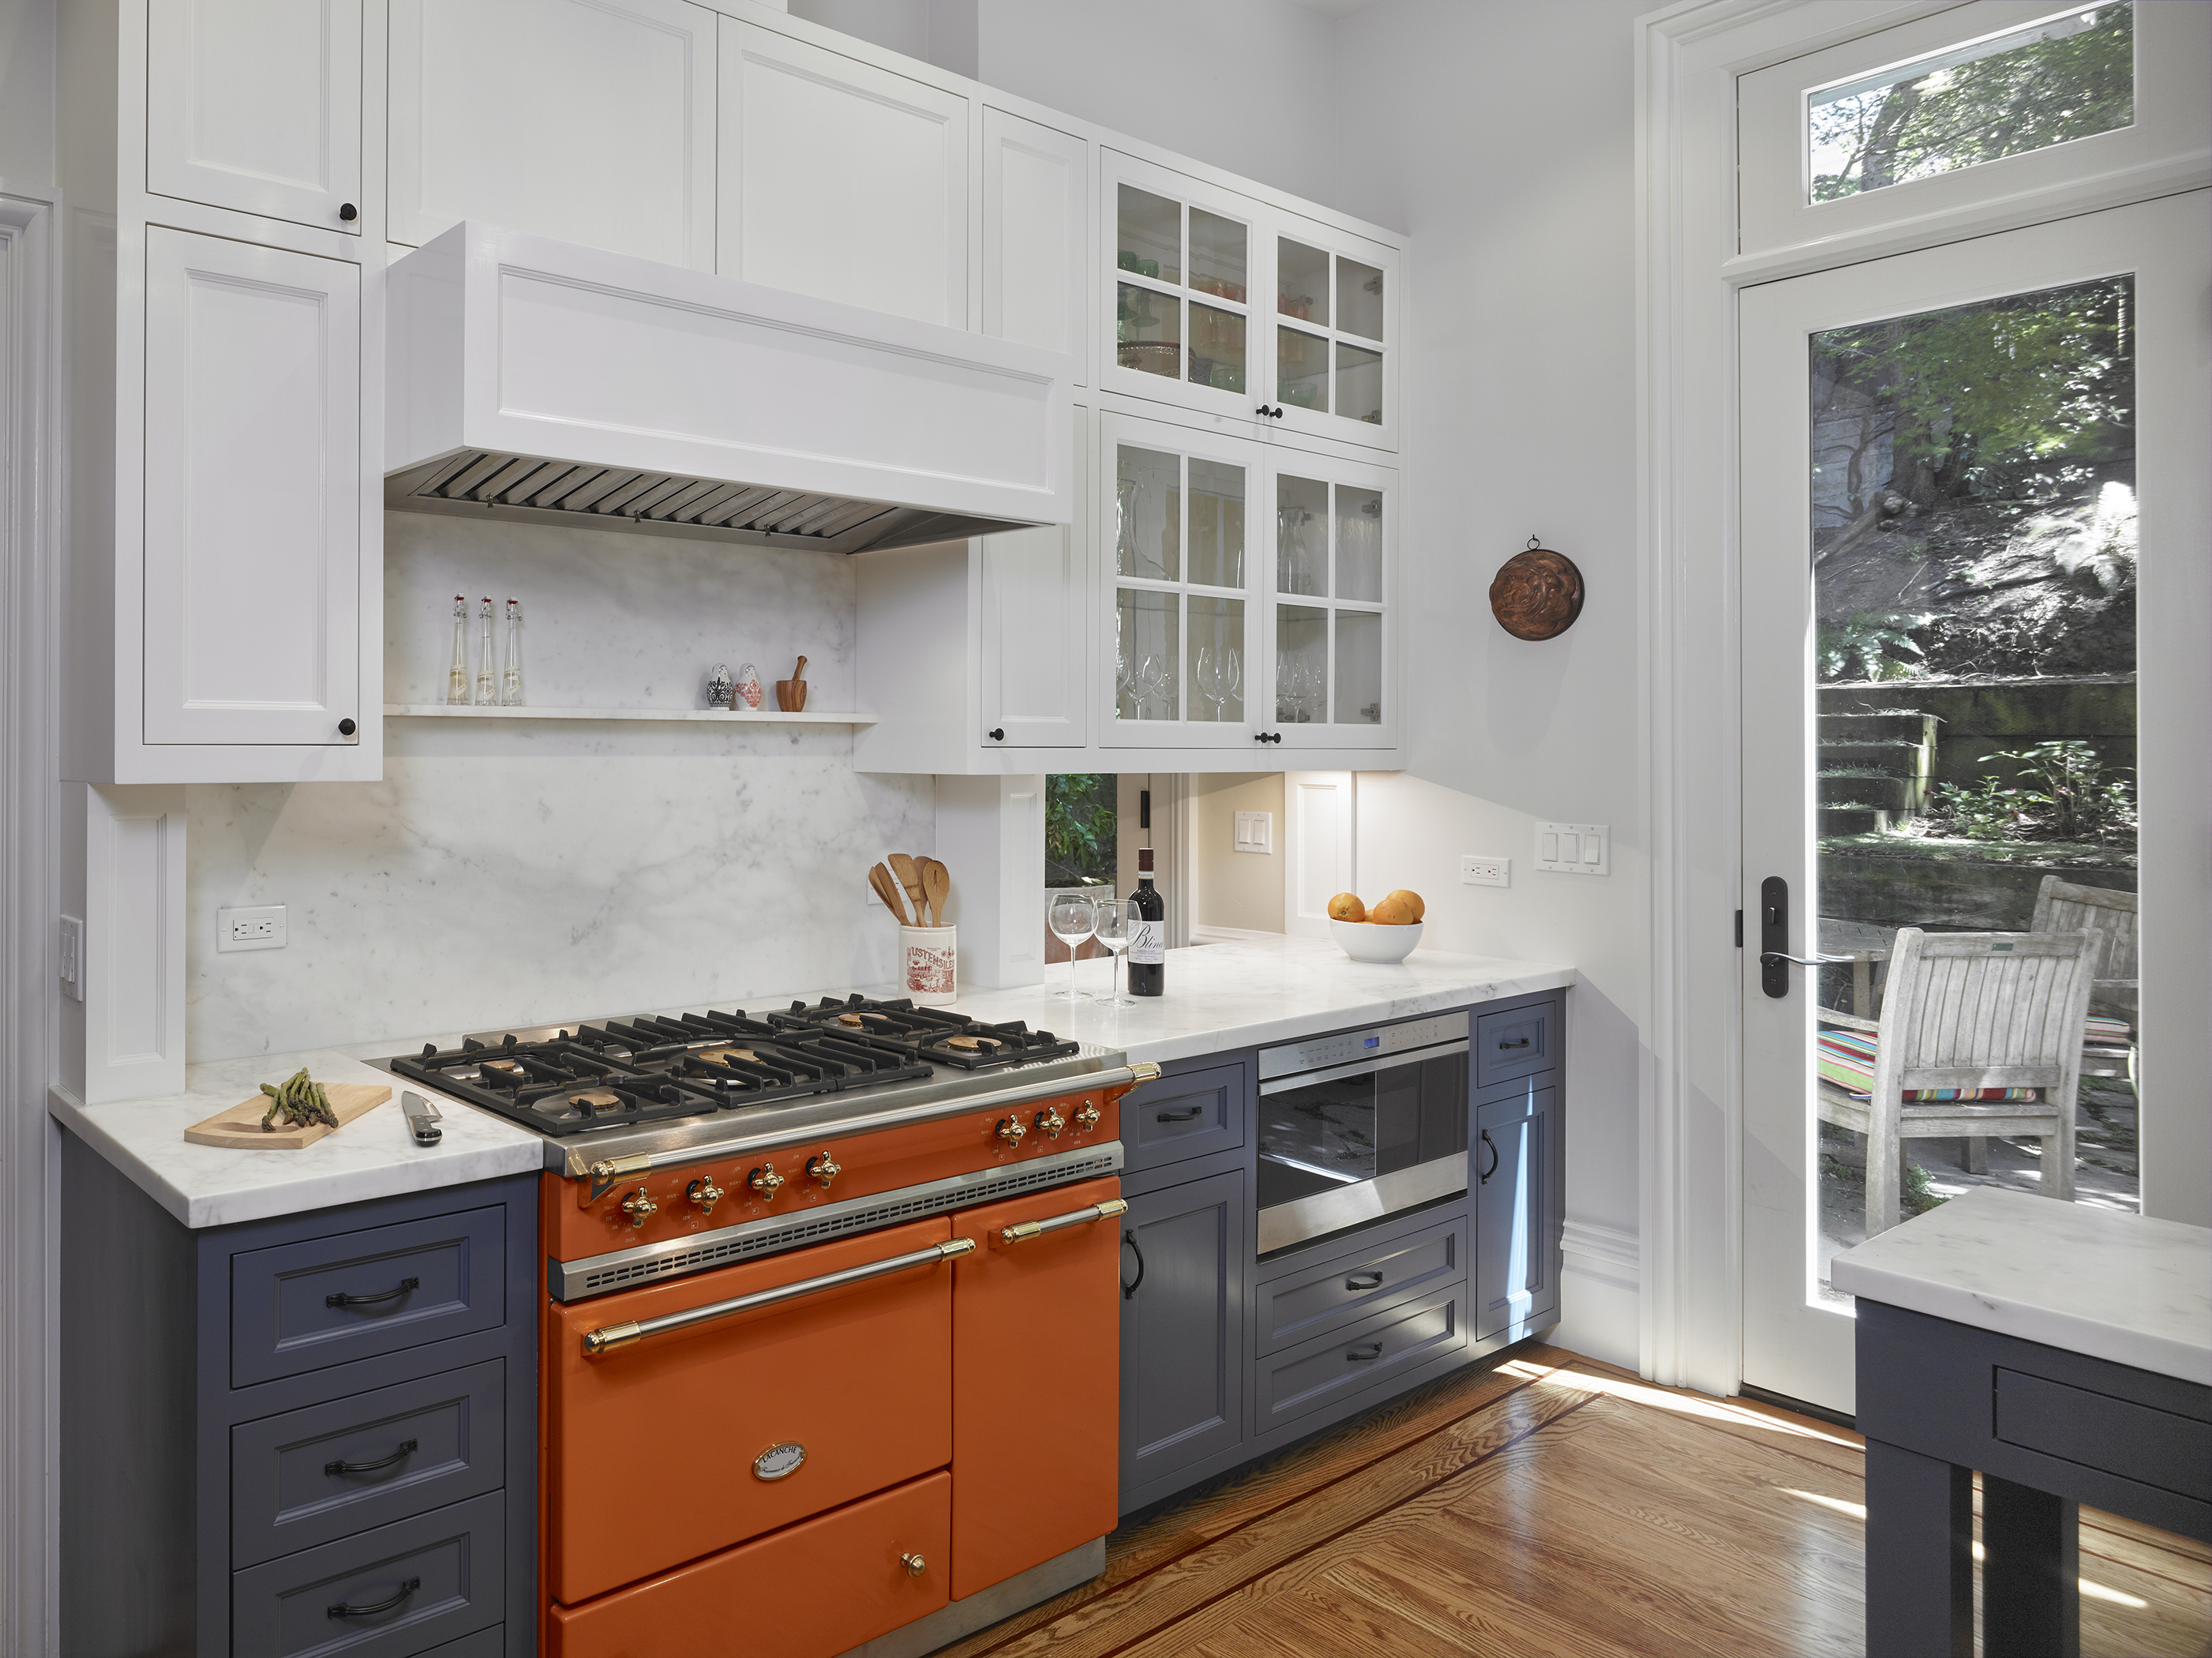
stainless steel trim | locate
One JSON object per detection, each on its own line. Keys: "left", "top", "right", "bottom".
{"left": 541, "top": 1056, "right": 1143, "bottom": 1180}
{"left": 1258, "top": 1011, "right": 1469, "bottom": 1082}
{"left": 582, "top": 1237, "right": 975, "bottom": 1355}
{"left": 999, "top": 1196, "right": 1129, "bottom": 1245}
{"left": 1254, "top": 1153, "right": 1468, "bottom": 1255}
{"left": 549, "top": 1140, "right": 1125, "bottom": 1301}
{"left": 1257, "top": 1037, "right": 1469, "bottom": 1096}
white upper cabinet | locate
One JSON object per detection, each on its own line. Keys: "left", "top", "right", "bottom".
{"left": 1101, "top": 409, "right": 1397, "bottom": 757}
{"left": 146, "top": 0, "right": 364, "bottom": 234}
{"left": 387, "top": 0, "right": 718, "bottom": 268}
{"left": 718, "top": 20, "right": 969, "bottom": 327}
{"left": 1102, "top": 150, "right": 1400, "bottom": 452}
{"left": 141, "top": 229, "right": 363, "bottom": 750}
{"left": 982, "top": 107, "right": 1089, "bottom": 381}
{"left": 982, "top": 520, "right": 1090, "bottom": 749}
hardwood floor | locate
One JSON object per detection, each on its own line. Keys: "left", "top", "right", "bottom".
{"left": 937, "top": 1344, "right": 2212, "bottom": 1658}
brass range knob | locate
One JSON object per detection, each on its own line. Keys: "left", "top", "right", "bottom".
{"left": 806, "top": 1153, "right": 842, "bottom": 1190}
{"left": 995, "top": 1116, "right": 1026, "bottom": 1146}
{"left": 1034, "top": 1106, "right": 1066, "bottom": 1138}
{"left": 687, "top": 1175, "right": 725, "bottom": 1216}
{"left": 1073, "top": 1099, "right": 1101, "bottom": 1132}
{"left": 620, "top": 1187, "right": 658, "bottom": 1228}
{"left": 748, "top": 1164, "right": 785, "bottom": 1199}
{"left": 900, "top": 1552, "right": 927, "bottom": 1578}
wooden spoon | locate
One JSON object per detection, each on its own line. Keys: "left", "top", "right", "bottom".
{"left": 888, "top": 853, "right": 926, "bottom": 920}
{"left": 868, "top": 862, "right": 911, "bottom": 925}
{"left": 922, "top": 859, "right": 950, "bottom": 928}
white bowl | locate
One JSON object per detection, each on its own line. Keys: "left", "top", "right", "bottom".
{"left": 1330, "top": 918, "right": 1423, "bottom": 963}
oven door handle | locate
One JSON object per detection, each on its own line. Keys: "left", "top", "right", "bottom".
{"left": 582, "top": 1237, "right": 975, "bottom": 1355}
{"left": 999, "top": 1196, "right": 1129, "bottom": 1246}
{"left": 1258, "top": 1038, "right": 1469, "bottom": 1095}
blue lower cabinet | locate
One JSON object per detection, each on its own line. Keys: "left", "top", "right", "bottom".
{"left": 58, "top": 1131, "right": 537, "bottom": 1658}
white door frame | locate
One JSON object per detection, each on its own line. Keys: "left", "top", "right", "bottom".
{"left": 1635, "top": 0, "right": 2212, "bottom": 1395}
{"left": 0, "top": 178, "right": 62, "bottom": 1658}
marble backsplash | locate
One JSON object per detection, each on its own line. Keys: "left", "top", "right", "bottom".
{"left": 186, "top": 514, "right": 932, "bottom": 1060}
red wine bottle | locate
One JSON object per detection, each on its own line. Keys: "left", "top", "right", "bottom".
{"left": 1128, "top": 849, "right": 1165, "bottom": 996}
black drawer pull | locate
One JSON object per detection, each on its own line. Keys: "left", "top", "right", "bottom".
{"left": 327, "top": 1275, "right": 419, "bottom": 1310}
{"left": 1479, "top": 1129, "right": 1500, "bottom": 1184}
{"left": 328, "top": 1576, "right": 419, "bottom": 1619}
{"left": 1344, "top": 1272, "right": 1385, "bottom": 1291}
{"left": 325, "top": 1439, "right": 418, "bottom": 1477}
{"left": 1154, "top": 1106, "right": 1205, "bottom": 1123}
{"left": 1497, "top": 1037, "right": 1532, "bottom": 1049}
{"left": 1345, "top": 1343, "right": 1385, "bottom": 1362}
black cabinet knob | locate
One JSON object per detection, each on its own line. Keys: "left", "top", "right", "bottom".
{"left": 338, "top": 202, "right": 358, "bottom": 222}
{"left": 988, "top": 728, "right": 1005, "bottom": 741}
{"left": 337, "top": 718, "right": 357, "bottom": 737}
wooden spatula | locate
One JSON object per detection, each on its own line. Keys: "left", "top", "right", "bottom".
{"left": 889, "top": 853, "right": 926, "bottom": 920}
{"left": 921, "top": 859, "right": 950, "bottom": 928}
{"left": 869, "top": 862, "right": 911, "bottom": 925}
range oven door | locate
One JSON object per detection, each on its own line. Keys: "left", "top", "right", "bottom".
{"left": 1255, "top": 1041, "right": 1469, "bottom": 1254}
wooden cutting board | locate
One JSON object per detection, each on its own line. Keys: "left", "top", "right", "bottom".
{"left": 183, "top": 1082, "right": 392, "bottom": 1150}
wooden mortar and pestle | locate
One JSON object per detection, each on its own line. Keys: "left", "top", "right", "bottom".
{"left": 775, "top": 656, "right": 808, "bottom": 712}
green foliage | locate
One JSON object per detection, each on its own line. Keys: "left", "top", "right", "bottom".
{"left": 1045, "top": 774, "right": 1118, "bottom": 887}
{"left": 1929, "top": 775, "right": 2022, "bottom": 842}
{"left": 1816, "top": 611, "right": 1933, "bottom": 681}
{"left": 1982, "top": 739, "right": 2135, "bottom": 841}
{"left": 1812, "top": 6, "right": 2132, "bottom": 201}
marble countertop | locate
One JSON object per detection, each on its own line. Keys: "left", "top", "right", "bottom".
{"left": 1830, "top": 1186, "right": 2212, "bottom": 1385}
{"left": 948, "top": 935, "right": 1573, "bottom": 1067}
{"left": 52, "top": 935, "right": 1571, "bottom": 1232}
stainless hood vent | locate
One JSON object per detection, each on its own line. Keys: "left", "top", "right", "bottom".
{"left": 385, "top": 223, "right": 1074, "bottom": 553}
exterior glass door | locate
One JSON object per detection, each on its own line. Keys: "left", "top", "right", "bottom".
{"left": 1739, "top": 194, "right": 2204, "bottom": 1414}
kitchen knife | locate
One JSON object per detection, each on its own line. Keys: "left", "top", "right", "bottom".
{"left": 401, "top": 1091, "right": 444, "bottom": 1146}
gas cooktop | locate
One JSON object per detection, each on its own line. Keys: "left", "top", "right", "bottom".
{"left": 380, "top": 996, "right": 1097, "bottom": 1150}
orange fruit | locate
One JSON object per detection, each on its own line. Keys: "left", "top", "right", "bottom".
{"left": 1370, "top": 895, "right": 1416, "bottom": 926}
{"left": 1385, "top": 889, "right": 1426, "bottom": 921}
{"left": 1327, "top": 892, "right": 1366, "bottom": 923}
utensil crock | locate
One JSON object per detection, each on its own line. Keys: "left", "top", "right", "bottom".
{"left": 899, "top": 925, "right": 958, "bottom": 1005}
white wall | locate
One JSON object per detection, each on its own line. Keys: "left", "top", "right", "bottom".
{"left": 1187, "top": 771, "right": 1286, "bottom": 934}
{"left": 0, "top": 0, "right": 56, "bottom": 189}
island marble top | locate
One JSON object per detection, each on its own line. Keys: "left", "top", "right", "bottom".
{"left": 51, "top": 935, "right": 1573, "bottom": 1230}
{"left": 1829, "top": 1185, "right": 2212, "bottom": 1386}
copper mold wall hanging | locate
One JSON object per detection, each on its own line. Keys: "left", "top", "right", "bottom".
{"left": 1490, "top": 536, "right": 1585, "bottom": 640}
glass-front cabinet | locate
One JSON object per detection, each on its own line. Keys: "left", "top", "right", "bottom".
{"left": 1102, "top": 411, "right": 1397, "bottom": 756}
{"left": 1101, "top": 151, "right": 1399, "bottom": 451}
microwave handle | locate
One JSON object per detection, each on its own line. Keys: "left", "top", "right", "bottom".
{"left": 1258, "top": 1037, "right": 1469, "bottom": 1095}
{"left": 583, "top": 1236, "right": 976, "bottom": 1355}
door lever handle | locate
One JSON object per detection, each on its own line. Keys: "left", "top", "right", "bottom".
{"left": 1758, "top": 951, "right": 1851, "bottom": 970}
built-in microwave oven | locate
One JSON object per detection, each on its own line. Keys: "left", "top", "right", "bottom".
{"left": 1254, "top": 1012, "right": 1470, "bottom": 1254}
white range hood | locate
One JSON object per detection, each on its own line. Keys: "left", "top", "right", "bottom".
{"left": 385, "top": 223, "right": 1074, "bottom": 554}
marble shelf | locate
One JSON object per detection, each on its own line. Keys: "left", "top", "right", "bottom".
{"left": 384, "top": 703, "right": 875, "bottom": 725}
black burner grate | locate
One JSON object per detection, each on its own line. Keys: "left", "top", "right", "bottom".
{"left": 775, "top": 995, "right": 1083, "bottom": 1071}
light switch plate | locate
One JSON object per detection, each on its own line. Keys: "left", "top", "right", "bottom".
{"left": 219, "top": 904, "right": 287, "bottom": 952}
{"left": 1461, "top": 856, "right": 1510, "bottom": 887}
{"left": 58, "top": 915, "right": 84, "bottom": 1001}
{"left": 1233, "top": 810, "right": 1273, "bottom": 853}
{"left": 1535, "top": 823, "right": 1609, "bottom": 876}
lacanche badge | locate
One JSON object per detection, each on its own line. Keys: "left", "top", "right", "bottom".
{"left": 753, "top": 1442, "right": 807, "bottom": 1480}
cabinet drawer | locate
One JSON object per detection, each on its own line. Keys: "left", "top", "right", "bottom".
{"left": 1254, "top": 1215, "right": 1465, "bottom": 1356}
{"left": 548, "top": 1471, "right": 950, "bottom": 1658}
{"left": 1122, "top": 1061, "right": 1247, "bottom": 1172}
{"left": 232, "top": 1360, "right": 505, "bottom": 1568}
{"left": 1475, "top": 1000, "right": 1557, "bottom": 1088}
{"left": 1996, "top": 1369, "right": 2212, "bottom": 1500}
{"left": 231, "top": 1491, "right": 504, "bottom": 1658}
{"left": 231, "top": 1206, "right": 506, "bottom": 1388}
{"left": 1255, "top": 1282, "right": 1467, "bottom": 1433}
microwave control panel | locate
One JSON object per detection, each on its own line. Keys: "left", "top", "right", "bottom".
{"left": 1258, "top": 1010, "right": 1469, "bottom": 1082}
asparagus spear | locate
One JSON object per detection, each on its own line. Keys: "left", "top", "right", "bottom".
{"left": 258, "top": 1068, "right": 339, "bottom": 1131}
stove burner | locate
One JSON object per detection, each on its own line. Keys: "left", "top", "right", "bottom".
{"left": 777, "top": 995, "right": 1082, "bottom": 1071}
{"left": 389, "top": 1007, "right": 934, "bottom": 1137}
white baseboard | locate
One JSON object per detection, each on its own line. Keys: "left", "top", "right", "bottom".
{"left": 1561, "top": 1217, "right": 1640, "bottom": 1292}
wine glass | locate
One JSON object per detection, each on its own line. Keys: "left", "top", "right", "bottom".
{"left": 1195, "top": 645, "right": 1240, "bottom": 723}
{"left": 1092, "top": 898, "right": 1137, "bottom": 1006}
{"left": 1048, "top": 891, "right": 1097, "bottom": 1003}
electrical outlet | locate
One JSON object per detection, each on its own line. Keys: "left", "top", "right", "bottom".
{"left": 58, "top": 915, "right": 84, "bottom": 1001}
{"left": 1535, "top": 823, "right": 1610, "bottom": 876}
{"left": 1460, "top": 856, "right": 1510, "bottom": 887}
{"left": 219, "top": 904, "right": 287, "bottom": 952}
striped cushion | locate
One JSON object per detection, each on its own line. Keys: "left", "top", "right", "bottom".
{"left": 2083, "top": 1015, "right": 2132, "bottom": 1046}
{"left": 1816, "top": 1028, "right": 2039, "bottom": 1102}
